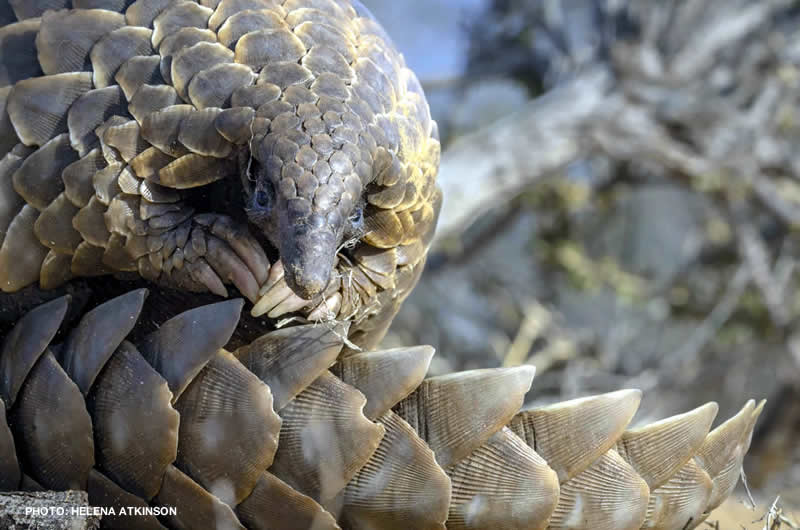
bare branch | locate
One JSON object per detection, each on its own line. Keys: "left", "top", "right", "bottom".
{"left": 433, "top": 67, "right": 613, "bottom": 242}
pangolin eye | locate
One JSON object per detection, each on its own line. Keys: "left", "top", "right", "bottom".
{"left": 254, "top": 186, "right": 273, "bottom": 209}
{"left": 349, "top": 206, "right": 364, "bottom": 227}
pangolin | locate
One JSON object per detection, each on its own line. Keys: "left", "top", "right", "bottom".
{"left": 0, "top": 0, "right": 762, "bottom": 529}
{"left": 0, "top": 291, "right": 763, "bottom": 530}
{"left": 0, "top": 0, "right": 441, "bottom": 349}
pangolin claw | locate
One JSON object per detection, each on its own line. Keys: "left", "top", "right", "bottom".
{"left": 251, "top": 265, "right": 311, "bottom": 318}
{"left": 197, "top": 214, "right": 271, "bottom": 286}
{"left": 187, "top": 258, "right": 228, "bottom": 299}
{"left": 206, "top": 235, "right": 260, "bottom": 303}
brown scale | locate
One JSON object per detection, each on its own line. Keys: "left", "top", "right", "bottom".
{"left": 0, "top": 290, "right": 764, "bottom": 530}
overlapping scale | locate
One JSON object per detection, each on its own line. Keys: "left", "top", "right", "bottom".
{"left": 0, "top": 290, "right": 766, "bottom": 530}
{"left": 548, "top": 450, "right": 650, "bottom": 530}
{"left": 88, "top": 340, "right": 179, "bottom": 500}
{"left": 0, "top": 398, "right": 19, "bottom": 490}
{"left": 234, "top": 322, "right": 347, "bottom": 410}
{"left": 333, "top": 345, "right": 433, "bottom": 420}
{"left": 10, "top": 350, "right": 94, "bottom": 491}
{"left": 237, "top": 471, "right": 340, "bottom": 530}
{"left": 509, "top": 389, "right": 642, "bottom": 483}
{"left": 395, "top": 366, "right": 536, "bottom": 469}
{"left": 446, "top": 427, "right": 559, "bottom": 530}
{"left": 87, "top": 469, "right": 166, "bottom": 530}
{"left": 617, "top": 403, "right": 718, "bottom": 490}
{"left": 174, "top": 350, "right": 280, "bottom": 505}
{"left": 338, "top": 410, "right": 451, "bottom": 530}
{"left": 269, "top": 371, "right": 385, "bottom": 502}
{"left": 58, "top": 288, "right": 148, "bottom": 394}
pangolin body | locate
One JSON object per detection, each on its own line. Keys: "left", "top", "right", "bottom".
{"left": 0, "top": 291, "right": 763, "bottom": 530}
{"left": 0, "top": 0, "right": 441, "bottom": 349}
{"left": 0, "top": 1, "right": 763, "bottom": 529}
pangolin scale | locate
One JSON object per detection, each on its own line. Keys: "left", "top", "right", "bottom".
{"left": 0, "top": 290, "right": 762, "bottom": 529}
{"left": 0, "top": 0, "right": 762, "bottom": 529}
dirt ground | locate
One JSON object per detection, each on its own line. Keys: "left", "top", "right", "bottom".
{"left": 709, "top": 497, "right": 800, "bottom": 529}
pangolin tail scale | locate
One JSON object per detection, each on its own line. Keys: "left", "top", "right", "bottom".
{"left": 0, "top": 291, "right": 762, "bottom": 530}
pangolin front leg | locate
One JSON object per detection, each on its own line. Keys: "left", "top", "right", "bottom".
{"left": 137, "top": 212, "right": 270, "bottom": 303}
{"left": 0, "top": 0, "right": 442, "bottom": 349}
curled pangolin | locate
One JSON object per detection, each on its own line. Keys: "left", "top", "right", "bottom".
{"left": 0, "top": 291, "right": 762, "bottom": 530}
{"left": 0, "top": 0, "right": 441, "bottom": 349}
{"left": 0, "top": 0, "right": 762, "bottom": 529}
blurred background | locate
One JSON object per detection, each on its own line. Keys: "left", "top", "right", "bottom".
{"left": 362, "top": 0, "right": 800, "bottom": 524}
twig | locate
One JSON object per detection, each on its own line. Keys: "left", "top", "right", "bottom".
{"left": 734, "top": 214, "right": 790, "bottom": 326}
{"left": 669, "top": 264, "right": 750, "bottom": 371}
{"left": 755, "top": 496, "right": 781, "bottom": 529}
{"left": 503, "top": 301, "right": 551, "bottom": 367}
{"left": 433, "top": 67, "right": 613, "bottom": 243}
{"left": 740, "top": 469, "right": 757, "bottom": 510}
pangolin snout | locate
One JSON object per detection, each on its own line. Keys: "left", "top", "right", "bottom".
{"left": 280, "top": 221, "right": 337, "bottom": 299}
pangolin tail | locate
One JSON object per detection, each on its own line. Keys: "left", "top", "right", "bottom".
{"left": 0, "top": 290, "right": 762, "bottom": 530}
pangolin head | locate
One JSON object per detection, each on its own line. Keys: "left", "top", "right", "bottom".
{"left": 244, "top": 128, "right": 367, "bottom": 299}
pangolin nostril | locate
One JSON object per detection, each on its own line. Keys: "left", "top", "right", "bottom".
{"left": 286, "top": 269, "right": 329, "bottom": 299}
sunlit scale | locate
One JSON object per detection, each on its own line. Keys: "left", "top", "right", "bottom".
{"left": 0, "top": 291, "right": 764, "bottom": 530}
